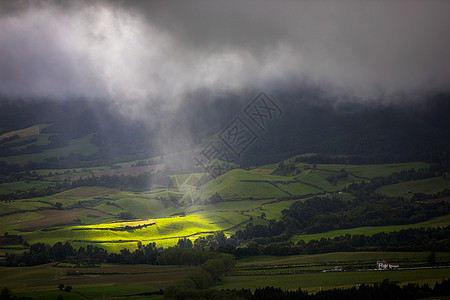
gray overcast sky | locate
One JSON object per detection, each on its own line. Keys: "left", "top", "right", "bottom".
{"left": 1, "top": 0, "right": 450, "bottom": 108}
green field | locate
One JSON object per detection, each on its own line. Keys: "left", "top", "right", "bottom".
{"left": 9, "top": 133, "right": 51, "bottom": 150}
{"left": 215, "top": 251, "right": 450, "bottom": 292}
{"left": 291, "top": 214, "right": 450, "bottom": 243}
{"left": 305, "top": 162, "right": 430, "bottom": 179}
{"left": 219, "top": 268, "right": 450, "bottom": 292}
{"left": 201, "top": 169, "right": 294, "bottom": 200}
{"left": 0, "top": 133, "right": 98, "bottom": 163}
{"left": 0, "top": 263, "right": 195, "bottom": 299}
{"left": 0, "top": 180, "right": 56, "bottom": 195}
{"left": 14, "top": 214, "right": 222, "bottom": 251}
{"left": 376, "top": 175, "right": 450, "bottom": 199}
{"left": 0, "top": 124, "right": 49, "bottom": 141}
{"left": 236, "top": 252, "right": 450, "bottom": 268}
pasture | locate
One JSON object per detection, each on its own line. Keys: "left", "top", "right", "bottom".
{"left": 314, "top": 162, "right": 430, "bottom": 178}
{"left": 376, "top": 175, "right": 450, "bottom": 199}
{"left": 216, "top": 251, "right": 450, "bottom": 292}
{"left": 0, "top": 124, "right": 49, "bottom": 141}
{"left": 236, "top": 252, "right": 450, "bottom": 269}
{"left": 16, "top": 214, "right": 222, "bottom": 251}
{"left": 0, "top": 133, "right": 98, "bottom": 163}
{"left": 291, "top": 214, "right": 450, "bottom": 243}
{"left": 219, "top": 268, "right": 450, "bottom": 293}
{"left": 0, "top": 180, "right": 56, "bottom": 195}
{"left": 0, "top": 263, "right": 195, "bottom": 299}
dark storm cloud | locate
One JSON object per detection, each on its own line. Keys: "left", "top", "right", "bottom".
{"left": 1, "top": 0, "right": 450, "bottom": 111}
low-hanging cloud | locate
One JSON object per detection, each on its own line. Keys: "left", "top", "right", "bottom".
{"left": 1, "top": 0, "right": 450, "bottom": 113}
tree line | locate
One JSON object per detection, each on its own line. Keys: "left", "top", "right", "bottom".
{"left": 0, "top": 171, "right": 170, "bottom": 201}
{"left": 161, "top": 279, "right": 450, "bottom": 300}
{"left": 2, "top": 237, "right": 231, "bottom": 267}
{"left": 0, "top": 134, "right": 69, "bottom": 157}
{"left": 218, "top": 226, "right": 450, "bottom": 257}
{"left": 4, "top": 225, "right": 450, "bottom": 268}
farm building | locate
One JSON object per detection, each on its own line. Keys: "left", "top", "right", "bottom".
{"left": 376, "top": 260, "right": 399, "bottom": 270}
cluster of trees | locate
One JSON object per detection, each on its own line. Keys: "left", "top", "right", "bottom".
{"left": 412, "top": 189, "right": 450, "bottom": 202}
{"left": 0, "top": 181, "right": 72, "bottom": 201}
{"left": 2, "top": 238, "right": 232, "bottom": 267}
{"left": 219, "top": 226, "right": 450, "bottom": 257}
{"left": 290, "top": 152, "right": 450, "bottom": 169}
{"left": 0, "top": 233, "right": 23, "bottom": 246}
{"left": 281, "top": 194, "right": 450, "bottom": 235}
{"left": 164, "top": 253, "right": 235, "bottom": 298}
{"left": 162, "top": 279, "right": 450, "bottom": 300}
{"left": 0, "top": 170, "right": 171, "bottom": 201}
{"left": 248, "top": 279, "right": 450, "bottom": 300}
{"left": 293, "top": 154, "right": 390, "bottom": 165}
{"left": 346, "top": 166, "right": 446, "bottom": 196}
{"left": 231, "top": 190, "right": 450, "bottom": 243}
{"left": 234, "top": 220, "right": 286, "bottom": 241}
{"left": 326, "top": 169, "right": 348, "bottom": 185}
{"left": 71, "top": 172, "right": 170, "bottom": 190}
{"left": 0, "top": 135, "right": 21, "bottom": 144}
{"left": 205, "top": 192, "right": 223, "bottom": 204}
{"left": 0, "top": 134, "right": 69, "bottom": 157}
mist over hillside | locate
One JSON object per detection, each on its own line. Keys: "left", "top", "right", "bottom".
{"left": 1, "top": 0, "right": 449, "bottom": 168}
{"left": 1, "top": 88, "right": 449, "bottom": 169}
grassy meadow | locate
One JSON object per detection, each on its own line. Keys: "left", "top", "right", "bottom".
{"left": 0, "top": 133, "right": 98, "bottom": 163}
{"left": 376, "top": 175, "right": 450, "bottom": 199}
{"left": 219, "top": 268, "right": 450, "bottom": 293}
{"left": 291, "top": 214, "right": 450, "bottom": 243}
{"left": 0, "top": 263, "right": 195, "bottom": 299}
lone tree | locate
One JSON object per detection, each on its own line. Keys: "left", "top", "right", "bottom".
{"left": 64, "top": 286, "right": 72, "bottom": 293}
{"left": 58, "top": 284, "right": 64, "bottom": 291}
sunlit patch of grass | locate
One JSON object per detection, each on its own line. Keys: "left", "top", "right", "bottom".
{"left": 18, "top": 215, "right": 221, "bottom": 250}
